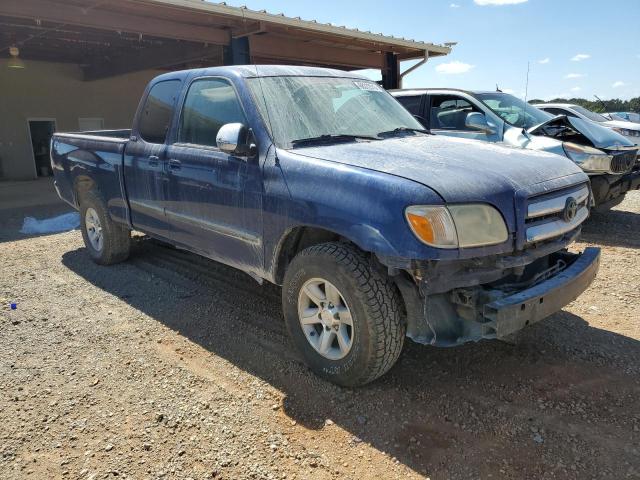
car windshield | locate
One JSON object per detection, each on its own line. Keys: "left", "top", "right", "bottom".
{"left": 475, "top": 93, "right": 552, "bottom": 128}
{"left": 611, "top": 112, "right": 640, "bottom": 122}
{"left": 571, "top": 105, "right": 608, "bottom": 123}
{"left": 246, "top": 76, "right": 425, "bottom": 148}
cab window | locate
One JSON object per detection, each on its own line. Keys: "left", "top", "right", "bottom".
{"left": 179, "top": 78, "right": 247, "bottom": 147}
{"left": 545, "top": 107, "right": 577, "bottom": 118}
{"left": 138, "top": 80, "right": 181, "bottom": 144}
{"left": 396, "top": 95, "right": 423, "bottom": 115}
{"left": 429, "top": 95, "right": 481, "bottom": 130}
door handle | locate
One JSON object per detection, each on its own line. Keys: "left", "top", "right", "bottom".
{"left": 148, "top": 155, "right": 159, "bottom": 166}
{"left": 168, "top": 159, "right": 181, "bottom": 170}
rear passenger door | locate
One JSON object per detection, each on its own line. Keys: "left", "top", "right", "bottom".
{"left": 428, "top": 94, "right": 500, "bottom": 142}
{"left": 164, "top": 77, "right": 263, "bottom": 272}
{"left": 124, "top": 79, "right": 181, "bottom": 238}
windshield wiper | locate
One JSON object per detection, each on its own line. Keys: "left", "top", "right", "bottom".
{"left": 377, "top": 127, "right": 430, "bottom": 137}
{"left": 290, "top": 133, "right": 380, "bottom": 147}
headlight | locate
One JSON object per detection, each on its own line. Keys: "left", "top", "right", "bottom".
{"left": 612, "top": 127, "right": 640, "bottom": 137}
{"left": 405, "top": 204, "right": 508, "bottom": 248}
{"left": 562, "top": 142, "right": 612, "bottom": 172}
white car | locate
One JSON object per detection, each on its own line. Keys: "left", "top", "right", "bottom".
{"left": 391, "top": 89, "right": 640, "bottom": 210}
{"left": 606, "top": 111, "right": 640, "bottom": 123}
{"left": 537, "top": 103, "right": 640, "bottom": 151}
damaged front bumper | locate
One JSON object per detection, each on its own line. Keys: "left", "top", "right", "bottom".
{"left": 591, "top": 168, "right": 640, "bottom": 208}
{"left": 396, "top": 247, "right": 600, "bottom": 347}
{"left": 483, "top": 247, "right": 600, "bottom": 338}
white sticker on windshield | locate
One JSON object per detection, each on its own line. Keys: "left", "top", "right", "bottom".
{"left": 353, "top": 80, "right": 383, "bottom": 92}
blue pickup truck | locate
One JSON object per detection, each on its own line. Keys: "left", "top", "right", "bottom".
{"left": 51, "top": 66, "right": 600, "bottom": 386}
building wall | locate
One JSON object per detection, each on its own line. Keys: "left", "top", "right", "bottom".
{"left": 0, "top": 59, "right": 162, "bottom": 180}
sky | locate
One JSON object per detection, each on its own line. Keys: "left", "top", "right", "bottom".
{"left": 221, "top": 0, "right": 640, "bottom": 101}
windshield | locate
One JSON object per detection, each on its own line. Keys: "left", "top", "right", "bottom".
{"left": 571, "top": 105, "right": 608, "bottom": 123}
{"left": 246, "top": 76, "right": 424, "bottom": 148}
{"left": 476, "top": 93, "right": 552, "bottom": 128}
{"left": 613, "top": 112, "right": 640, "bottom": 122}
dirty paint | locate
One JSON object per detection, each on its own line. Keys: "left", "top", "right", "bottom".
{"left": 50, "top": 65, "right": 599, "bottom": 347}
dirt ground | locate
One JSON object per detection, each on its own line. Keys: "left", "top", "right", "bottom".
{"left": 1, "top": 180, "right": 639, "bottom": 480}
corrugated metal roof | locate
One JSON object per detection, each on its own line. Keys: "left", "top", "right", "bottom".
{"left": 141, "top": 0, "right": 453, "bottom": 55}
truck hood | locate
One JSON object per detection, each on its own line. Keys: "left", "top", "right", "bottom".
{"left": 528, "top": 115, "right": 634, "bottom": 150}
{"left": 290, "top": 134, "right": 585, "bottom": 204}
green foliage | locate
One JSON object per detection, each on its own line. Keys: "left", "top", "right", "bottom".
{"left": 529, "top": 97, "right": 640, "bottom": 114}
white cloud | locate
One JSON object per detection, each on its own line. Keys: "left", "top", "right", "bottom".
{"left": 570, "top": 87, "right": 582, "bottom": 92}
{"left": 502, "top": 88, "right": 515, "bottom": 94}
{"left": 612, "top": 81, "right": 626, "bottom": 88}
{"left": 435, "top": 61, "right": 475, "bottom": 74}
{"left": 450, "top": 3, "right": 460, "bottom": 7}
{"left": 571, "top": 53, "right": 590, "bottom": 62}
{"left": 565, "top": 73, "right": 586, "bottom": 79}
{"left": 474, "top": 0, "right": 527, "bottom": 5}
{"left": 538, "top": 58, "right": 550, "bottom": 64}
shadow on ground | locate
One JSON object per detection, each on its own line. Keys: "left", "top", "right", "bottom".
{"left": 61, "top": 239, "right": 640, "bottom": 478}
{"left": 582, "top": 206, "right": 640, "bottom": 249}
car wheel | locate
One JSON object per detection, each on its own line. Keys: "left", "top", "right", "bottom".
{"left": 80, "top": 191, "right": 130, "bottom": 265}
{"left": 282, "top": 242, "right": 405, "bottom": 387}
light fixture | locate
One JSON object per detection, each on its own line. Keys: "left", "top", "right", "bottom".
{"left": 8, "top": 46, "right": 25, "bottom": 69}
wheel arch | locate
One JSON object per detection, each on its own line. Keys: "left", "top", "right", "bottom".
{"left": 272, "top": 226, "right": 408, "bottom": 322}
{"left": 272, "top": 226, "right": 342, "bottom": 285}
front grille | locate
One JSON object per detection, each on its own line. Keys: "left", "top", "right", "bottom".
{"left": 525, "top": 183, "right": 590, "bottom": 244}
{"left": 610, "top": 150, "right": 637, "bottom": 173}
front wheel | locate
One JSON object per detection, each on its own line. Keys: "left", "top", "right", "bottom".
{"left": 80, "top": 191, "right": 130, "bottom": 265}
{"left": 282, "top": 243, "right": 405, "bottom": 387}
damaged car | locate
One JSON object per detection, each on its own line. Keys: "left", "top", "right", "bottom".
{"left": 52, "top": 67, "right": 600, "bottom": 386}
{"left": 392, "top": 89, "right": 640, "bottom": 209}
{"left": 536, "top": 103, "right": 640, "bottom": 152}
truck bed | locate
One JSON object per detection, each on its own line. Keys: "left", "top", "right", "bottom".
{"left": 51, "top": 130, "right": 131, "bottom": 226}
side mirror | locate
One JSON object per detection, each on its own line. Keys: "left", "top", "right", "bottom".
{"left": 216, "top": 123, "right": 255, "bottom": 157}
{"left": 465, "top": 112, "right": 496, "bottom": 134}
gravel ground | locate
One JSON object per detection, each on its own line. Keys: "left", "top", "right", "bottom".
{"left": 0, "top": 186, "right": 639, "bottom": 480}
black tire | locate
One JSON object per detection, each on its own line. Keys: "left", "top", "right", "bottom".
{"left": 282, "top": 242, "right": 405, "bottom": 387}
{"left": 79, "top": 191, "right": 130, "bottom": 265}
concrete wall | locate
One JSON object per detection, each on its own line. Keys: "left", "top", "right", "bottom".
{"left": 0, "top": 59, "right": 162, "bottom": 179}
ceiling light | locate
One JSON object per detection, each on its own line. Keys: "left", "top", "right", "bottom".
{"left": 8, "top": 46, "right": 25, "bottom": 69}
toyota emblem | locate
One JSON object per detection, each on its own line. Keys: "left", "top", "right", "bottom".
{"left": 563, "top": 197, "right": 577, "bottom": 222}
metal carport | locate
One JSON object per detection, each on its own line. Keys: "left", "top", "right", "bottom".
{"left": 0, "top": 0, "right": 452, "bottom": 179}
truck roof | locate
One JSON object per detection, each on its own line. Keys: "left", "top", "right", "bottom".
{"left": 390, "top": 88, "right": 501, "bottom": 96}
{"left": 152, "top": 65, "right": 370, "bottom": 83}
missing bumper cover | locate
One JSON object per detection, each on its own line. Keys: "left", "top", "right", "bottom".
{"left": 399, "top": 247, "right": 600, "bottom": 347}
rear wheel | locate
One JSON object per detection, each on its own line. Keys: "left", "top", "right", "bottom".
{"left": 80, "top": 191, "right": 130, "bottom": 265}
{"left": 282, "top": 242, "right": 405, "bottom": 387}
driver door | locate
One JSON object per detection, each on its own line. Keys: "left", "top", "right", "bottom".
{"left": 428, "top": 94, "right": 501, "bottom": 142}
{"left": 164, "top": 77, "right": 263, "bottom": 272}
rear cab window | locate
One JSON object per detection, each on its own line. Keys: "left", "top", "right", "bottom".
{"left": 545, "top": 107, "right": 576, "bottom": 118}
{"left": 138, "top": 80, "right": 182, "bottom": 144}
{"left": 396, "top": 95, "right": 424, "bottom": 115}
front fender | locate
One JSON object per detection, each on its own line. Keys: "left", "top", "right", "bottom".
{"left": 261, "top": 149, "right": 445, "bottom": 278}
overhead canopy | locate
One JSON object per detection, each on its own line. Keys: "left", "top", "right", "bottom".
{"left": 0, "top": 0, "right": 453, "bottom": 84}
